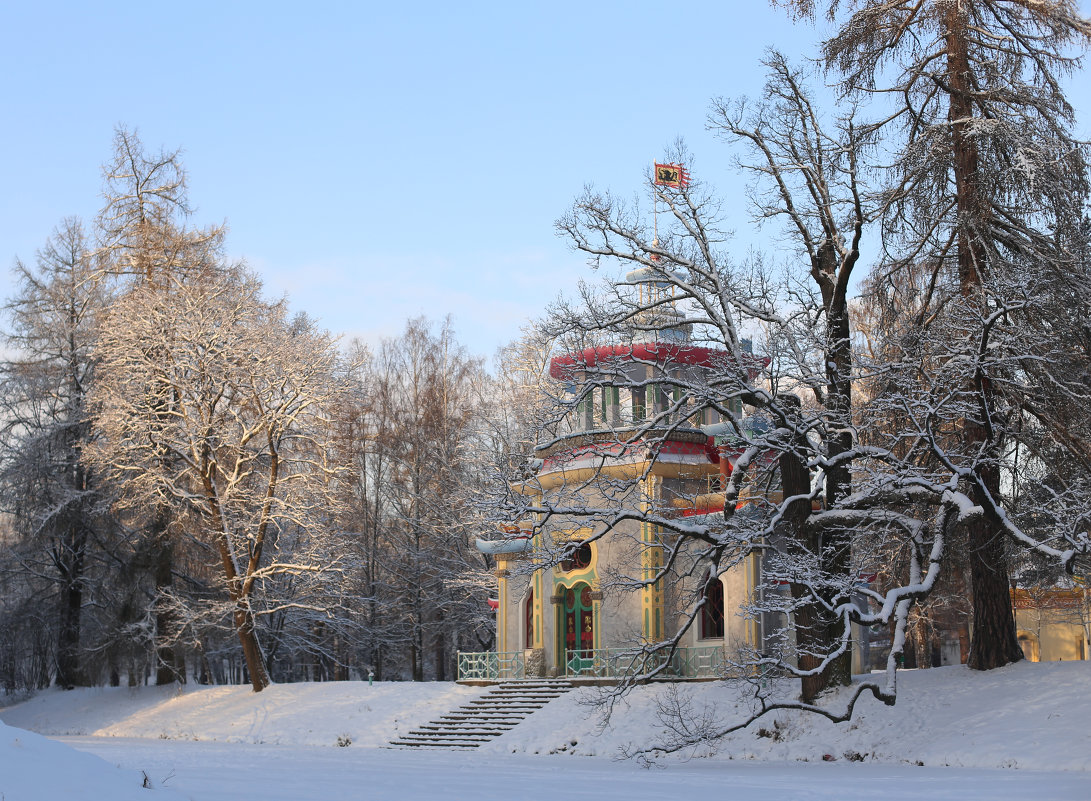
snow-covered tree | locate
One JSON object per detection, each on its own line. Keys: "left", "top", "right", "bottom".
{"left": 0, "top": 219, "right": 119, "bottom": 688}
{"left": 479, "top": 124, "right": 1090, "bottom": 745}
{"left": 329, "top": 340, "right": 404, "bottom": 679}
{"left": 706, "top": 52, "right": 871, "bottom": 698}
{"left": 331, "top": 319, "right": 493, "bottom": 681}
{"left": 774, "top": 0, "right": 1091, "bottom": 670}
{"left": 95, "top": 126, "right": 229, "bottom": 684}
{"left": 382, "top": 318, "right": 486, "bottom": 680}
{"left": 87, "top": 265, "right": 347, "bottom": 691}
{"left": 97, "top": 127, "right": 223, "bottom": 283}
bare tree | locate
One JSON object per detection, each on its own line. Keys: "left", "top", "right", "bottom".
{"left": 0, "top": 219, "right": 119, "bottom": 688}
{"left": 378, "top": 318, "right": 487, "bottom": 680}
{"left": 97, "top": 126, "right": 222, "bottom": 282}
{"left": 330, "top": 319, "right": 493, "bottom": 681}
{"left": 709, "top": 51, "right": 870, "bottom": 698}
{"left": 95, "top": 126, "right": 228, "bottom": 684}
{"left": 773, "top": 0, "right": 1091, "bottom": 670}
{"left": 330, "top": 339, "right": 421, "bottom": 680}
{"left": 544, "top": 151, "right": 906, "bottom": 711}
{"left": 87, "top": 265, "right": 346, "bottom": 691}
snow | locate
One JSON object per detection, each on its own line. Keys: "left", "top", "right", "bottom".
{"left": 41, "top": 739, "right": 1091, "bottom": 801}
{"left": 1, "top": 661, "right": 1088, "bottom": 800}
{"left": 483, "top": 661, "right": 1091, "bottom": 771}
{"left": 0, "top": 680, "right": 480, "bottom": 748}
{"left": 0, "top": 718, "right": 187, "bottom": 801}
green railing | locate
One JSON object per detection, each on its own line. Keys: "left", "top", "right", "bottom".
{"left": 565, "top": 645, "right": 730, "bottom": 679}
{"left": 457, "top": 650, "right": 526, "bottom": 681}
{"left": 457, "top": 645, "right": 731, "bottom": 681}
{"left": 670, "top": 644, "right": 732, "bottom": 677}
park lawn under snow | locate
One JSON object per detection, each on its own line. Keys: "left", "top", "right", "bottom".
{"left": 1, "top": 660, "right": 1088, "bottom": 800}
{"left": 486, "top": 660, "right": 1091, "bottom": 770}
{"left": 1, "top": 679, "right": 477, "bottom": 748}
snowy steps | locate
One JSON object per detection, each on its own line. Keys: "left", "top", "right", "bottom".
{"left": 386, "top": 679, "right": 573, "bottom": 750}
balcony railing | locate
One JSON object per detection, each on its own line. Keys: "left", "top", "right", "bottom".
{"left": 456, "top": 645, "right": 730, "bottom": 681}
{"left": 457, "top": 650, "right": 526, "bottom": 681}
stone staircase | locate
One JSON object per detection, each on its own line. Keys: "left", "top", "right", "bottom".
{"left": 387, "top": 679, "right": 573, "bottom": 750}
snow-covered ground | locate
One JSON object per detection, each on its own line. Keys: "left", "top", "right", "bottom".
{"left": 1, "top": 680, "right": 477, "bottom": 748}
{"left": 46, "top": 738, "right": 1091, "bottom": 801}
{"left": 1, "top": 661, "right": 1088, "bottom": 800}
{"left": 0, "top": 720, "right": 187, "bottom": 801}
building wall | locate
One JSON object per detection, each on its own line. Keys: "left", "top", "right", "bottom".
{"left": 1015, "top": 602, "right": 1089, "bottom": 662}
{"left": 498, "top": 462, "right": 764, "bottom": 677}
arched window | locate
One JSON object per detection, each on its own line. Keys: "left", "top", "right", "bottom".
{"left": 700, "top": 574, "right": 725, "bottom": 639}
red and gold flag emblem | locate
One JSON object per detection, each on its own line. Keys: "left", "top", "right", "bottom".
{"left": 654, "top": 162, "right": 690, "bottom": 187}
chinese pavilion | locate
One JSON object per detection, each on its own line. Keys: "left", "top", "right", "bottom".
{"left": 465, "top": 268, "right": 775, "bottom": 682}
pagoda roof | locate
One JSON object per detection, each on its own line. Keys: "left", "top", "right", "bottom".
{"left": 549, "top": 342, "right": 765, "bottom": 380}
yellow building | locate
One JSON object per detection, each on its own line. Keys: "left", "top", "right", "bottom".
{"left": 1013, "top": 587, "right": 1090, "bottom": 662}
{"left": 463, "top": 329, "right": 772, "bottom": 682}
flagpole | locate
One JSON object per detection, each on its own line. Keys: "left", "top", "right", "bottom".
{"left": 650, "top": 162, "right": 689, "bottom": 277}
{"left": 652, "top": 165, "right": 659, "bottom": 262}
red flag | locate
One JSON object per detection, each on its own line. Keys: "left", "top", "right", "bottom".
{"left": 654, "top": 162, "right": 690, "bottom": 187}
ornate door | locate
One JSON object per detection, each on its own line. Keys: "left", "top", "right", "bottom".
{"left": 563, "top": 582, "right": 595, "bottom": 674}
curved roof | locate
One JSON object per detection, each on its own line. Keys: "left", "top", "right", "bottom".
{"left": 549, "top": 342, "right": 766, "bottom": 380}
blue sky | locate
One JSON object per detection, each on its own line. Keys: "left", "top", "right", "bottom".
{"left": 2, "top": 2, "right": 1090, "bottom": 360}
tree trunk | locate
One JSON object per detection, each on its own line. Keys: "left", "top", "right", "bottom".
{"left": 945, "top": 4, "right": 1022, "bottom": 671}
{"left": 373, "top": 643, "right": 383, "bottom": 682}
{"left": 55, "top": 524, "right": 86, "bottom": 689}
{"left": 434, "top": 612, "right": 446, "bottom": 682}
{"left": 966, "top": 462, "right": 1023, "bottom": 669}
{"left": 210, "top": 510, "right": 270, "bottom": 691}
{"left": 410, "top": 641, "right": 421, "bottom": 682}
{"left": 56, "top": 584, "right": 83, "bottom": 688}
{"left": 153, "top": 519, "right": 184, "bottom": 685}
{"left": 818, "top": 245, "right": 855, "bottom": 693}
{"left": 779, "top": 396, "right": 852, "bottom": 703}
{"left": 234, "top": 598, "right": 271, "bottom": 692}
